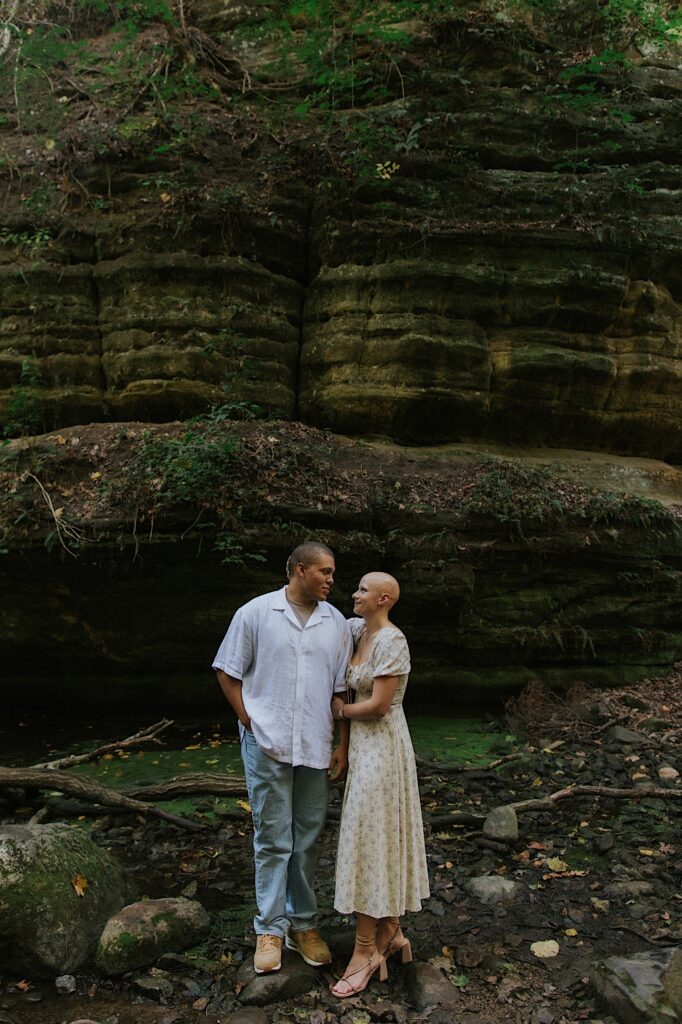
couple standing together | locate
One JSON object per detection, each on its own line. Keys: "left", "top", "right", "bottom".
{"left": 212, "top": 541, "right": 429, "bottom": 998}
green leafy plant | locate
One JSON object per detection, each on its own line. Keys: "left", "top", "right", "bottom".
{"left": 2, "top": 358, "right": 45, "bottom": 439}
{"left": 113, "top": 403, "right": 265, "bottom": 564}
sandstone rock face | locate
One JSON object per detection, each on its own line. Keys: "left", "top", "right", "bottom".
{"left": 300, "top": 254, "right": 682, "bottom": 457}
{"left": 0, "top": 4, "right": 681, "bottom": 703}
{"left": 2, "top": 423, "right": 678, "bottom": 705}
{"left": 0, "top": 823, "right": 133, "bottom": 976}
{"left": 0, "top": 254, "right": 301, "bottom": 428}
{"left": 1, "top": 9, "right": 681, "bottom": 460}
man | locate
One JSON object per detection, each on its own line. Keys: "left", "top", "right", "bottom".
{"left": 213, "top": 541, "right": 352, "bottom": 975}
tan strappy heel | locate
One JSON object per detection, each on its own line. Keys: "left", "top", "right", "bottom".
{"left": 331, "top": 935, "right": 388, "bottom": 998}
{"left": 380, "top": 920, "right": 413, "bottom": 964}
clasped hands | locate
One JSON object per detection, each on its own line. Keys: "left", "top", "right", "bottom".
{"left": 331, "top": 696, "right": 345, "bottom": 720}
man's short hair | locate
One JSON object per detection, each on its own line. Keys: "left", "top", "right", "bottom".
{"left": 286, "top": 542, "right": 335, "bottom": 578}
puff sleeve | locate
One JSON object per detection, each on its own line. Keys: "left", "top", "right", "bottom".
{"left": 372, "top": 629, "right": 411, "bottom": 678}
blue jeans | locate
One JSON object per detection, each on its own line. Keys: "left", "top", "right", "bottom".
{"left": 241, "top": 729, "right": 329, "bottom": 937}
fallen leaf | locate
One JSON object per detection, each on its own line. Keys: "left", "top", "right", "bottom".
{"left": 638, "top": 848, "right": 656, "bottom": 857}
{"left": 564, "top": 928, "right": 578, "bottom": 937}
{"left": 530, "top": 940, "right": 559, "bottom": 958}
{"left": 546, "top": 857, "right": 569, "bottom": 872}
{"left": 15, "top": 980, "right": 32, "bottom": 992}
{"left": 90, "top": 471, "right": 101, "bottom": 480}
{"left": 237, "top": 799, "right": 251, "bottom": 812}
{"left": 71, "top": 873, "right": 88, "bottom": 897}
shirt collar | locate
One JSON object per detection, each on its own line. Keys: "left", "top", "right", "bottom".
{"left": 272, "top": 585, "right": 332, "bottom": 625}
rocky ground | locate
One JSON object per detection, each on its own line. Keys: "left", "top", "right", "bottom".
{"left": 1, "top": 673, "right": 681, "bottom": 1024}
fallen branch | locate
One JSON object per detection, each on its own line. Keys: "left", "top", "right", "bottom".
{"left": 509, "top": 783, "right": 682, "bottom": 814}
{"left": 0, "top": 766, "right": 205, "bottom": 831}
{"left": 427, "top": 811, "right": 486, "bottom": 830}
{"left": 126, "top": 772, "right": 247, "bottom": 800}
{"left": 0, "top": 0, "right": 20, "bottom": 60}
{"left": 30, "top": 718, "right": 174, "bottom": 770}
{"left": 417, "top": 751, "right": 527, "bottom": 775}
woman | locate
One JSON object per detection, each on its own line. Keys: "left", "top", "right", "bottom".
{"left": 330, "top": 571, "right": 429, "bottom": 998}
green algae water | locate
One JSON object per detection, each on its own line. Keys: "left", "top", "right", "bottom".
{"left": 1, "top": 714, "right": 507, "bottom": 774}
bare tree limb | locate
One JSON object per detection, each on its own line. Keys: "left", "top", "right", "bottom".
{"left": 417, "top": 751, "right": 527, "bottom": 775}
{"left": 509, "top": 783, "right": 682, "bottom": 814}
{"left": 0, "top": 0, "right": 21, "bottom": 61}
{"left": 126, "top": 772, "right": 247, "bottom": 800}
{"left": 30, "top": 718, "right": 175, "bottom": 770}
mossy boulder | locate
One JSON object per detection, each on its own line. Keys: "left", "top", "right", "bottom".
{"left": 96, "top": 897, "right": 210, "bottom": 975}
{"left": 0, "top": 823, "right": 133, "bottom": 976}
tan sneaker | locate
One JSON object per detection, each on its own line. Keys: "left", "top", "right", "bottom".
{"left": 285, "top": 927, "right": 332, "bottom": 966}
{"left": 254, "top": 933, "right": 283, "bottom": 974}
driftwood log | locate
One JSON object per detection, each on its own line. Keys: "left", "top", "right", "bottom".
{"left": 0, "top": 766, "right": 206, "bottom": 831}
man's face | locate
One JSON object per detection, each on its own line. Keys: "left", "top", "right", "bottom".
{"left": 299, "top": 556, "right": 336, "bottom": 603}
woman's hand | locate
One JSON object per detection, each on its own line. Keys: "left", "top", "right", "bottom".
{"left": 331, "top": 696, "right": 345, "bottom": 720}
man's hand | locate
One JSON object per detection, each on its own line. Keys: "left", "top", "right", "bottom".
{"left": 240, "top": 715, "right": 252, "bottom": 731}
{"left": 328, "top": 745, "right": 348, "bottom": 783}
{"left": 331, "top": 696, "right": 345, "bottom": 721}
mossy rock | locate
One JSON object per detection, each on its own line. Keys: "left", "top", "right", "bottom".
{"left": 96, "top": 897, "right": 210, "bottom": 975}
{"left": 0, "top": 823, "right": 134, "bottom": 977}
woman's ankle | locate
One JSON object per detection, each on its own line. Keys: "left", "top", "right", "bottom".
{"left": 353, "top": 941, "right": 377, "bottom": 959}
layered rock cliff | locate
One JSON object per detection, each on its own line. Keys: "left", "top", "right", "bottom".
{"left": 1, "top": 0, "right": 681, "bottom": 704}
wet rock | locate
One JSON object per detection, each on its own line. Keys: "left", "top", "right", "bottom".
{"left": 96, "top": 897, "right": 210, "bottom": 975}
{"left": 236, "top": 951, "right": 318, "bottom": 1006}
{"left": 404, "top": 962, "right": 460, "bottom": 1010}
{"left": 225, "top": 1010, "right": 269, "bottom": 1024}
{"left": 132, "top": 973, "right": 174, "bottom": 1001}
{"left": 0, "top": 823, "right": 133, "bottom": 976}
{"left": 663, "top": 947, "right": 682, "bottom": 1016}
{"left": 0, "top": 1013, "right": 19, "bottom": 1024}
{"left": 639, "top": 718, "right": 671, "bottom": 733}
{"left": 591, "top": 947, "right": 680, "bottom": 1024}
{"left": 530, "top": 1008, "right": 555, "bottom": 1024}
{"left": 55, "top": 975, "right": 77, "bottom": 994}
{"left": 464, "top": 876, "right": 521, "bottom": 904}
{"left": 594, "top": 833, "right": 615, "bottom": 853}
{"left": 482, "top": 806, "right": 518, "bottom": 843}
{"left": 605, "top": 880, "right": 656, "bottom": 897}
{"left": 607, "top": 726, "right": 645, "bottom": 746}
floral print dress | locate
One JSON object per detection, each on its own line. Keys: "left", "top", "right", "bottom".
{"left": 334, "top": 619, "right": 430, "bottom": 918}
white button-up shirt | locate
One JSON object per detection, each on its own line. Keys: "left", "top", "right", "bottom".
{"left": 212, "top": 587, "right": 353, "bottom": 769}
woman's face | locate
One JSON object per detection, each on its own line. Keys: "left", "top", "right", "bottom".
{"left": 352, "top": 576, "right": 382, "bottom": 617}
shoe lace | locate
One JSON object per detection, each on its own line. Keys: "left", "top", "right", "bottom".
{"left": 260, "top": 934, "right": 280, "bottom": 951}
